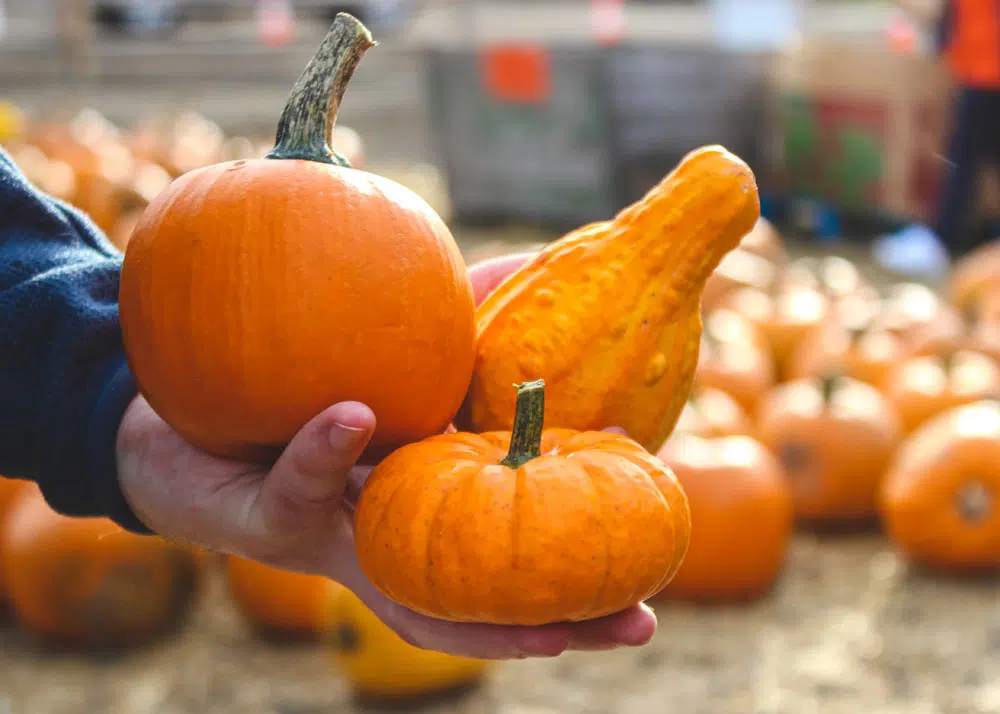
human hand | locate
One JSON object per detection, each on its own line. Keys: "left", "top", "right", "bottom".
{"left": 117, "top": 250, "right": 657, "bottom": 658}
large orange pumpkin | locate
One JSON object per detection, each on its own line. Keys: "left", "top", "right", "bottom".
{"left": 655, "top": 434, "right": 793, "bottom": 602}
{"left": 883, "top": 351, "right": 1000, "bottom": 435}
{"left": 226, "top": 556, "right": 332, "bottom": 639}
{"left": 756, "top": 374, "right": 901, "bottom": 523}
{"left": 119, "top": 15, "right": 476, "bottom": 460}
{"left": 0, "top": 486, "right": 200, "bottom": 648}
{"left": 881, "top": 400, "right": 1000, "bottom": 571}
{"left": 355, "top": 380, "right": 691, "bottom": 626}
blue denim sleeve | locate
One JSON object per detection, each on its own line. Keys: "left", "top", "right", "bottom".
{"left": 0, "top": 147, "right": 151, "bottom": 534}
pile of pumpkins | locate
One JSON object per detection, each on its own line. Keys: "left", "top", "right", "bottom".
{"left": 0, "top": 101, "right": 365, "bottom": 252}
{"left": 0, "top": 478, "right": 488, "bottom": 703}
{"left": 653, "top": 219, "right": 1000, "bottom": 604}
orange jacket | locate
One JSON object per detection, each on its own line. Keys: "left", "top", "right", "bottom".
{"left": 939, "top": 0, "right": 1000, "bottom": 88}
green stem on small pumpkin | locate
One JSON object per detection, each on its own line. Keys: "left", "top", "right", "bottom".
{"left": 501, "top": 380, "right": 547, "bottom": 469}
{"left": 940, "top": 348, "right": 957, "bottom": 374}
{"left": 265, "top": 13, "right": 376, "bottom": 167}
{"left": 819, "top": 371, "right": 841, "bottom": 406}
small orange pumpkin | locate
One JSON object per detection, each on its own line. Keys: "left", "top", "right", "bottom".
{"left": 948, "top": 239, "right": 1000, "bottom": 312}
{"left": 874, "top": 282, "right": 954, "bottom": 349}
{"left": 758, "top": 286, "right": 830, "bottom": 379}
{"left": 226, "top": 556, "right": 333, "bottom": 639}
{"left": 786, "top": 317, "right": 905, "bottom": 388}
{"left": 119, "top": 15, "right": 476, "bottom": 460}
{"left": 0, "top": 486, "right": 200, "bottom": 648}
{"left": 881, "top": 400, "right": 1000, "bottom": 571}
{"left": 673, "top": 386, "right": 754, "bottom": 440}
{"left": 695, "top": 309, "right": 776, "bottom": 415}
{"left": 756, "top": 374, "right": 901, "bottom": 523}
{"left": 655, "top": 434, "right": 793, "bottom": 602}
{"left": 355, "top": 380, "right": 691, "bottom": 626}
{"left": 883, "top": 350, "right": 1000, "bottom": 435}
{"left": 907, "top": 306, "right": 1000, "bottom": 365}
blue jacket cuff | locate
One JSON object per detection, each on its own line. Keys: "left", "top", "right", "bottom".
{"left": 86, "top": 358, "right": 152, "bottom": 535}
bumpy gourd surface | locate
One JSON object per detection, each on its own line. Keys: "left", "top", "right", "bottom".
{"left": 354, "top": 429, "right": 690, "bottom": 626}
{"left": 465, "top": 146, "right": 760, "bottom": 452}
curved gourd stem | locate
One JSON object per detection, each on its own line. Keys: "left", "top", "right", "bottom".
{"left": 266, "top": 13, "right": 376, "bottom": 166}
{"left": 501, "top": 380, "right": 546, "bottom": 469}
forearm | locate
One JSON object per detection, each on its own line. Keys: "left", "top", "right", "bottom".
{"left": 0, "top": 148, "right": 149, "bottom": 533}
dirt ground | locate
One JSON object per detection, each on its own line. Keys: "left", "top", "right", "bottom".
{"left": 2, "top": 531, "right": 998, "bottom": 714}
{"left": 0, "top": 172, "right": 997, "bottom": 714}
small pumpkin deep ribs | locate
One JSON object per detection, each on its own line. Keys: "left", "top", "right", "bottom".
{"left": 354, "top": 380, "right": 691, "bottom": 626}
{"left": 461, "top": 146, "right": 760, "bottom": 454}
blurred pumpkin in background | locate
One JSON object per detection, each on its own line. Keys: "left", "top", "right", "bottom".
{"left": 756, "top": 374, "right": 901, "bottom": 524}
{"left": 882, "top": 350, "right": 1000, "bottom": 435}
{"left": 226, "top": 556, "right": 333, "bottom": 640}
{"left": 0, "top": 476, "right": 31, "bottom": 604}
{"left": 786, "top": 316, "right": 905, "bottom": 388}
{"left": 655, "top": 434, "right": 793, "bottom": 602}
{"left": 874, "top": 283, "right": 955, "bottom": 350}
{"left": 672, "top": 386, "right": 754, "bottom": 440}
{"left": 755, "top": 285, "right": 830, "bottom": 380}
{"left": 695, "top": 309, "right": 775, "bottom": 414}
{"left": 907, "top": 306, "right": 1000, "bottom": 365}
{"left": 326, "top": 586, "right": 490, "bottom": 701}
{"left": 881, "top": 399, "right": 1000, "bottom": 572}
{"left": 738, "top": 217, "right": 787, "bottom": 267}
{"left": 0, "top": 486, "right": 200, "bottom": 649}
{"left": 0, "top": 100, "right": 26, "bottom": 143}
{"left": 702, "top": 248, "right": 779, "bottom": 313}
{"left": 948, "top": 240, "right": 1000, "bottom": 313}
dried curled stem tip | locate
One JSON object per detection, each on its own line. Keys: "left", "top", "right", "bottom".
{"left": 267, "top": 13, "right": 376, "bottom": 167}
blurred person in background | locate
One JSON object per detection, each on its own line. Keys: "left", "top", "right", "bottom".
{"left": 56, "top": 0, "right": 91, "bottom": 95}
{"left": 874, "top": 0, "right": 1000, "bottom": 278}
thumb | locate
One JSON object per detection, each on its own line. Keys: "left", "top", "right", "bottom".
{"left": 250, "top": 401, "right": 376, "bottom": 543}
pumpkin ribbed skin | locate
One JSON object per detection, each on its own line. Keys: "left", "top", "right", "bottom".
{"left": 120, "top": 158, "right": 475, "bottom": 460}
{"left": 354, "top": 429, "right": 690, "bottom": 626}
{"left": 119, "top": 14, "right": 476, "bottom": 460}
{"left": 462, "top": 146, "right": 760, "bottom": 452}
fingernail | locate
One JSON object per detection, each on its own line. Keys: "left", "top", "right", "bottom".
{"left": 330, "top": 422, "right": 367, "bottom": 451}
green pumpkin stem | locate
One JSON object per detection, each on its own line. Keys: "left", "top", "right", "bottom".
{"left": 501, "top": 380, "right": 547, "bottom": 469}
{"left": 266, "top": 13, "right": 376, "bottom": 167}
{"left": 819, "top": 371, "right": 841, "bottom": 406}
